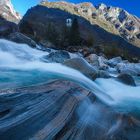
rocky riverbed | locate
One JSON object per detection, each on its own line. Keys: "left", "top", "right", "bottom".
{"left": 0, "top": 39, "right": 140, "bottom": 140}
{"left": 1, "top": 80, "right": 140, "bottom": 140}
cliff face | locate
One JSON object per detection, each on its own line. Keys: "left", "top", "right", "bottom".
{"left": 0, "top": 0, "right": 21, "bottom": 23}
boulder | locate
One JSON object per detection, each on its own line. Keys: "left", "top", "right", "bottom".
{"left": 0, "top": 18, "right": 18, "bottom": 37}
{"left": 98, "top": 56, "right": 109, "bottom": 70}
{"left": 8, "top": 32, "right": 37, "bottom": 47}
{"left": 86, "top": 54, "right": 99, "bottom": 66}
{"left": 107, "top": 67, "right": 118, "bottom": 74}
{"left": 117, "top": 73, "right": 136, "bottom": 86}
{"left": 36, "top": 45, "right": 55, "bottom": 52}
{"left": 116, "top": 63, "right": 140, "bottom": 76}
{"left": 108, "top": 57, "right": 122, "bottom": 67}
{"left": 86, "top": 54, "right": 109, "bottom": 70}
{"left": 43, "top": 50, "right": 70, "bottom": 63}
{"left": 97, "top": 70, "right": 111, "bottom": 78}
{"left": 63, "top": 57, "right": 98, "bottom": 80}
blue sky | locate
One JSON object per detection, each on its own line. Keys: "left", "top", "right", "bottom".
{"left": 12, "top": 0, "right": 140, "bottom": 17}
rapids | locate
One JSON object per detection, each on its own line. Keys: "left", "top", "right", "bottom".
{"left": 0, "top": 39, "right": 140, "bottom": 116}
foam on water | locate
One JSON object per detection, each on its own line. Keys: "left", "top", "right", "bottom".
{"left": 0, "top": 39, "right": 113, "bottom": 104}
{"left": 95, "top": 78, "right": 140, "bottom": 114}
{"left": 0, "top": 39, "right": 140, "bottom": 114}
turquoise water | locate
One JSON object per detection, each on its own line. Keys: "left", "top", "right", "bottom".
{"left": 134, "top": 76, "right": 140, "bottom": 86}
{"left": 0, "top": 69, "right": 55, "bottom": 90}
{"left": 1, "top": 39, "right": 140, "bottom": 116}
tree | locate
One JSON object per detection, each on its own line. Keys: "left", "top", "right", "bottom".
{"left": 86, "top": 34, "right": 95, "bottom": 47}
{"left": 46, "top": 22, "right": 59, "bottom": 45}
{"left": 69, "top": 18, "right": 81, "bottom": 45}
{"left": 59, "top": 25, "right": 70, "bottom": 47}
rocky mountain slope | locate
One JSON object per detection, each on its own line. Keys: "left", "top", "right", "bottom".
{"left": 19, "top": 1, "right": 140, "bottom": 59}
{"left": 0, "top": 0, "right": 21, "bottom": 23}
{"left": 96, "top": 3, "right": 140, "bottom": 48}
{"left": 0, "top": 0, "right": 21, "bottom": 38}
{"left": 40, "top": 1, "right": 140, "bottom": 48}
{"left": 0, "top": 0, "right": 140, "bottom": 59}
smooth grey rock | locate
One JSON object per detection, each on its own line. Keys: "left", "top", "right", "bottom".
{"left": 116, "top": 63, "right": 140, "bottom": 76}
{"left": 86, "top": 54, "right": 99, "bottom": 65}
{"left": 0, "top": 18, "right": 18, "bottom": 37}
{"left": 86, "top": 54, "right": 109, "bottom": 70}
{"left": 108, "top": 57, "right": 122, "bottom": 67}
{"left": 98, "top": 56, "right": 109, "bottom": 70}
{"left": 97, "top": 70, "right": 111, "bottom": 78}
{"left": 43, "top": 50, "right": 70, "bottom": 63}
{"left": 117, "top": 73, "right": 136, "bottom": 86}
{"left": 8, "top": 32, "right": 37, "bottom": 48}
{"left": 0, "top": 80, "right": 140, "bottom": 140}
{"left": 63, "top": 57, "right": 98, "bottom": 80}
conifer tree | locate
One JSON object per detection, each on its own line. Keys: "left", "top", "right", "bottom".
{"left": 46, "top": 22, "right": 59, "bottom": 45}
{"left": 69, "top": 18, "right": 81, "bottom": 45}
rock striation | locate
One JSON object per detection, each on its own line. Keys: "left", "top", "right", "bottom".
{"left": 0, "top": 80, "right": 140, "bottom": 140}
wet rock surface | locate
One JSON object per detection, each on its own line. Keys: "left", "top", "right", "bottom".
{"left": 8, "top": 32, "right": 37, "bottom": 47}
{"left": 0, "top": 80, "right": 140, "bottom": 140}
{"left": 108, "top": 57, "right": 122, "bottom": 67}
{"left": 116, "top": 63, "right": 140, "bottom": 76}
{"left": 43, "top": 50, "right": 70, "bottom": 63}
{"left": 63, "top": 57, "right": 98, "bottom": 80}
{"left": 117, "top": 73, "right": 136, "bottom": 86}
{"left": 0, "top": 17, "right": 18, "bottom": 37}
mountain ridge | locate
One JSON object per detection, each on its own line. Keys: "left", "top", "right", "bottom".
{"left": 40, "top": 1, "right": 140, "bottom": 48}
{"left": 0, "top": 0, "right": 21, "bottom": 23}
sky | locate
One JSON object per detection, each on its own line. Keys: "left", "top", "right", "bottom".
{"left": 11, "top": 0, "right": 140, "bottom": 17}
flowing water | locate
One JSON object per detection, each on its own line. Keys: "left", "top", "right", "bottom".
{"left": 0, "top": 39, "right": 140, "bottom": 117}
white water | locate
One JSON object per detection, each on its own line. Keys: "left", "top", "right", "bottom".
{"left": 0, "top": 39, "right": 140, "bottom": 115}
{"left": 95, "top": 78, "right": 140, "bottom": 114}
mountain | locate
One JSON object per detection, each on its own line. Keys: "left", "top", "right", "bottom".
{"left": 40, "top": 1, "right": 140, "bottom": 48}
{"left": 96, "top": 3, "right": 140, "bottom": 48}
{"left": 19, "top": 1, "right": 140, "bottom": 60}
{"left": 0, "top": 0, "right": 21, "bottom": 23}
{"left": 0, "top": 0, "right": 20, "bottom": 37}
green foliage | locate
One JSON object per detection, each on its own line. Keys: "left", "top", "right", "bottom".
{"left": 103, "top": 46, "right": 122, "bottom": 57}
{"left": 86, "top": 34, "right": 95, "bottom": 47}
{"left": 45, "top": 19, "right": 95, "bottom": 48}
{"left": 59, "top": 25, "right": 70, "bottom": 47}
{"left": 103, "top": 46, "right": 139, "bottom": 62}
{"left": 46, "top": 22, "right": 59, "bottom": 45}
